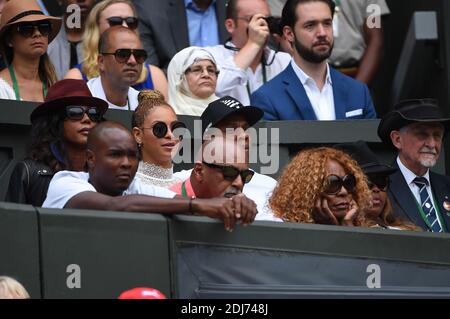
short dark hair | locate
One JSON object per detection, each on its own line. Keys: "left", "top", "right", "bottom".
{"left": 281, "top": 0, "right": 335, "bottom": 29}
{"left": 98, "top": 25, "right": 136, "bottom": 53}
{"left": 226, "top": 0, "right": 239, "bottom": 20}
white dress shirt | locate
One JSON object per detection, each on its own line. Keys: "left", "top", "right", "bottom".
{"left": 291, "top": 60, "right": 336, "bottom": 120}
{"left": 87, "top": 76, "right": 139, "bottom": 111}
{"left": 206, "top": 42, "right": 292, "bottom": 105}
{"left": 396, "top": 156, "right": 444, "bottom": 230}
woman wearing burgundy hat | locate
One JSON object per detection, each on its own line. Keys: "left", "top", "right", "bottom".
{"left": 0, "top": 0, "right": 61, "bottom": 102}
{"left": 5, "top": 79, "right": 108, "bottom": 206}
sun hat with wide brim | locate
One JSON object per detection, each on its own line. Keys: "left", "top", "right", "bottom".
{"left": 30, "top": 79, "right": 109, "bottom": 123}
{"left": 378, "top": 98, "right": 450, "bottom": 148}
{"left": 0, "top": 0, "right": 62, "bottom": 44}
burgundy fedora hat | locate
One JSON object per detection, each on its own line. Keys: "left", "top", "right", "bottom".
{"left": 30, "top": 79, "right": 108, "bottom": 123}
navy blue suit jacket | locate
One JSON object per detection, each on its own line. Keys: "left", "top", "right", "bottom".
{"left": 251, "top": 63, "right": 377, "bottom": 120}
{"left": 388, "top": 166, "right": 450, "bottom": 232}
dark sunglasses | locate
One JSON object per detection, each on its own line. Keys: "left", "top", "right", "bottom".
{"left": 367, "top": 175, "right": 389, "bottom": 192}
{"left": 101, "top": 48, "right": 147, "bottom": 64}
{"left": 142, "top": 121, "right": 187, "bottom": 139}
{"left": 107, "top": 16, "right": 139, "bottom": 30}
{"left": 203, "top": 161, "right": 255, "bottom": 184}
{"left": 323, "top": 174, "right": 356, "bottom": 195}
{"left": 65, "top": 106, "right": 102, "bottom": 122}
{"left": 15, "top": 21, "right": 52, "bottom": 38}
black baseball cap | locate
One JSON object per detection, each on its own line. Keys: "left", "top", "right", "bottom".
{"left": 200, "top": 96, "right": 264, "bottom": 134}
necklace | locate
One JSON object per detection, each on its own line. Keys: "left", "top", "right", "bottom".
{"left": 8, "top": 64, "right": 47, "bottom": 101}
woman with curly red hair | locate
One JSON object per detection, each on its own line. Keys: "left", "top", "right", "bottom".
{"left": 269, "top": 147, "right": 372, "bottom": 227}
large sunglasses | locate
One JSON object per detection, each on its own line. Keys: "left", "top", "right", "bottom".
{"left": 323, "top": 174, "right": 356, "bottom": 195}
{"left": 107, "top": 16, "right": 139, "bottom": 30}
{"left": 101, "top": 48, "right": 147, "bottom": 64}
{"left": 203, "top": 161, "right": 255, "bottom": 184}
{"left": 142, "top": 121, "right": 187, "bottom": 139}
{"left": 65, "top": 106, "right": 102, "bottom": 122}
{"left": 367, "top": 175, "right": 389, "bottom": 192}
{"left": 15, "top": 21, "right": 52, "bottom": 38}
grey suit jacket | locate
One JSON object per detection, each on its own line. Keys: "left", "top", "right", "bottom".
{"left": 132, "top": 0, "right": 229, "bottom": 69}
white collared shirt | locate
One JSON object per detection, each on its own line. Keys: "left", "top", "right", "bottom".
{"left": 291, "top": 60, "right": 335, "bottom": 120}
{"left": 396, "top": 156, "right": 433, "bottom": 204}
{"left": 87, "top": 76, "right": 139, "bottom": 111}
{"left": 206, "top": 43, "right": 292, "bottom": 105}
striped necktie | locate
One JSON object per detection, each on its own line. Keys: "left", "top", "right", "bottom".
{"left": 413, "top": 177, "right": 443, "bottom": 232}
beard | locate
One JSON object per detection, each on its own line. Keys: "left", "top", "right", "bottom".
{"left": 418, "top": 147, "right": 439, "bottom": 168}
{"left": 294, "top": 34, "right": 333, "bottom": 63}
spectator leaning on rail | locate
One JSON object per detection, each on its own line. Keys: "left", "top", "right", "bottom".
{"left": 205, "top": 0, "right": 291, "bottom": 105}
{"left": 335, "top": 141, "right": 421, "bottom": 231}
{"left": 43, "top": 121, "right": 257, "bottom": 232}
{"left": 0, "top": 0, "right": 61, "bottom": 102}
{"left": 170, "top": 135, "right": 257, "bottom": 228}
{"left": 378, "top": 99, "right": 450, "bottom": 233}
{"left": 250, "top": 0, "right": 377, "bottom": 121}
{"left": 267, "top": 147, "right": 372, "bottom": 227}
{"left": 86, "top": 25, "right": 145, "bottom": 111}
{"left": 174, "top": 95, "right": 279, "bottom": 219}
{"left": 6, "top": 79, "right": 107, "bottom": 207}
{"left": 167, "top": 46, "right": 219, "bottom": 116}
{"left": 64, "top": 0, "right": 168, "bottom": 98}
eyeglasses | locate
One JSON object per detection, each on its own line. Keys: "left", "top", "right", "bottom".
{"left": 101, "top": 48, "right": 147, "bottom": 64}
{"left": 65, "top": 106, "right": 102, "bottom": 122}
{"left": 323, "top": 174, "right": 356, "bottom": 195}
{"left": 142, "top": 121, "right": 187, "bottom": 139}
{"left": 235, "top": 16, "right": 252, "bottom": 23}
{"left": 203, "top": 161, "right": 255, "bottom": 184}
{"left": 185, "top": 66, "right": 219, "bottom": 77}
{"left": 15, "top": 21, "right": 52, "bottom": 38}
{"left": 106, "top": 16, "right": 139, "bottom": 30}
{"left": 367, "top": 175, "right": 389, "bottom": 192}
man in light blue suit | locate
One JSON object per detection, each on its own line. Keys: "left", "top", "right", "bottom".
{"left": 251, "top": 0, "right": 377, "bottom": 121}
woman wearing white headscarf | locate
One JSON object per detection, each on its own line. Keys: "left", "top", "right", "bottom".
{"left": 167, "top": 46, "right": 219, "bottom": 116}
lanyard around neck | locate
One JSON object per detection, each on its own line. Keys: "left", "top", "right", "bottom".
{"left": 181, "top": 181, "right": 188, "bottom": 198}
{"left": 246, "top": 61, "right": 267, "bottom": 99}
{"left": 8, "top": 64, "right": 48, "bottom": 100}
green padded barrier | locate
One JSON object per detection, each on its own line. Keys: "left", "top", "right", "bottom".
{"left": 0, "top": 201, "right": 41, "bottom": 298}
{"left": 168, "top": 216, "right": 450, "bottom": 298}
{"left": 37, "top": 208, "right": 171, "bottom": 299}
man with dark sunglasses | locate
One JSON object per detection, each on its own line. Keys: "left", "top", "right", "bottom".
{"left": 43, "top": 121, "right": 257, "bottom": 232}
{"left": 86, "top": 26, "right": 144, "bottom": 111}
{"left": 171, "top": 136, "right": 257, "bottom": 223}
{"left": 174, "top": 96, "right": 279, "bottom": 221}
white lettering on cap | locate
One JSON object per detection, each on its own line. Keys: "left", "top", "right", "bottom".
{"left": 220, "top": 99, "right": 240, "bottom": 109}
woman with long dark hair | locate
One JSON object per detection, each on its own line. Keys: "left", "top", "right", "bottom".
{"left": 5, "top": 79, "right": 108, "bottom": 206}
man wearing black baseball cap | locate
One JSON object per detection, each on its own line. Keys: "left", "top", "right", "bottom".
{"left": 175, "top": 96, "right": 280, "bottom": 221}
{"left": 378, "top": 99, "right": 450, "bottom": 232}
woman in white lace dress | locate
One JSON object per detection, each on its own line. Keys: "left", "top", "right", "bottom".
{"left": 132, "top": 90, "right": 186, "bottom": 188}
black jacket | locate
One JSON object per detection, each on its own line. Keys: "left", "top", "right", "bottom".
{"left": 5, "top": 159, "right": 55, "bottom": 207}
{"left": 388, "top": 166, "right": 450, "bottom": 232}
